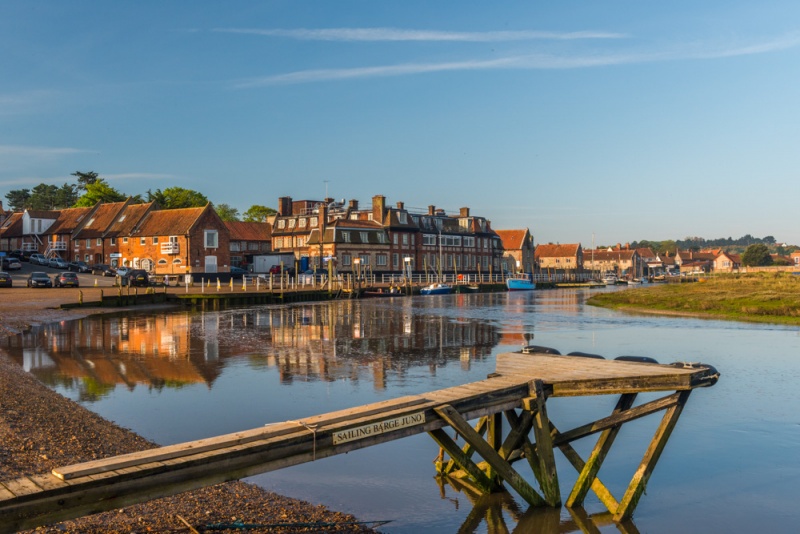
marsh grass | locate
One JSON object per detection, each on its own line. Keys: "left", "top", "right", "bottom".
{"left": 587, "top": 273, "right": 800, "bottom": 325}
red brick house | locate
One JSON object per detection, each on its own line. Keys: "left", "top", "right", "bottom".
{"left": 225, "top": 221, "right": 272, "bottom": 268}
{"left": 496, "top": 229, "right": 535, "bottom": 274}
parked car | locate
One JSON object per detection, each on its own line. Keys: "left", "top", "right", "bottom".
{"left": 27, "top": 271, "right": 53, "bottom": 288}
{"left": 91, "top": 264, "right": 116, "bottom": 276}
{"left": 53, "top": 272, "right": 80, "bottom": 288}
{"left": 1, "top": 257, "right": 22, "bottom": 270}
{"left": 68, "top": 261, "right": 91, "bottom": 273}
{"left": 122, "top": 269, "right": 149, "bottom": 287}
{"left": 268, "top": 265, "right": 296, "bottom": 275}
{"left": 0, "top": 271, "right": 12, "bottom": 288}
{"left": 114, "top": 266, "right": 131, "bottom": 278}
{"left": 29, "top": 253, "right": 47, "bottom": 266}
{"left": 9, "top": 250, "right": 30, "bottom": 262}
{"left": 230, "top": 266, "right": 247, "bottom": 275}
{"left": 48, "top": 257, "right": 69, "bottom": 269}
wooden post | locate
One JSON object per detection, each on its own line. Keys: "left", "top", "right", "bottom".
{"left": 526, "top": 380, "right": 560, "bottom": 506}
{"left": 614, "top": 390, "right": 692, "bottom": 521}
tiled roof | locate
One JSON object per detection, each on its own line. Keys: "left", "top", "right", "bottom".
{"left": 495, "top": 229, "right": 529, "bottom": 250}
{"left": 74, "top": 201, "right": 127, "bottom": 238}
{"left": 584, "top": 249, "right": 637, "bottom": 261}
{"left": 47, "top": 207, "right": 93, "bottom": 234}
{"left": 0, "top": 212, "right": 23, "bottom": 237}
{"left": 105, "top": 203, "right": 155, "bottom": 237}
{"left": 535, "top": 243, "right": 581, "bottom": 258}
{"left": 225, "top": 221, "right": 271, "bottom": 241}
{"left": 25, "top": 209, "right": 60, "bottom": 219}
{"left": 134, "top": 206, "right": 207, "bottom": 236}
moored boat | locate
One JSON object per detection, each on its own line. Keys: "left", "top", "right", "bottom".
{"left": 420, "top": 283, "right": 452, "bottom": 295}
{"left": 601, "top": 272, "right": 619, "bottom": 285}
{"left": 506, "top": 273, "right": 535, "bottom": 291}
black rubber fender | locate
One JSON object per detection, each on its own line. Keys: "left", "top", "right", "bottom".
{"left": 615, "top": 355, "right": 659, "bottom": 364}
{"left": 567, "top": 351, "right": 605, "bottom": 359}
{"left": 521, "top": 345, "right": 561, "bottom": 355}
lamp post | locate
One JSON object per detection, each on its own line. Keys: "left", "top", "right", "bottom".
{"left": 404, "top": 256, "right": 412, "bottom": 293}
{"left": 353, "top": 257, "right": 360, "bottom": 292}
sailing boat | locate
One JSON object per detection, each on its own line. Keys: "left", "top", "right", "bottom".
{"left": 420, "top": 230, "right": 452, "bottom": 295}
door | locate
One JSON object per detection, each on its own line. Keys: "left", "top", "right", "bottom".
{"left": 204, "top": 256, "right": 217, "bottom": 273}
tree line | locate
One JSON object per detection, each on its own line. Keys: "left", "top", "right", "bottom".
{"left": 3, "top": 171, "right": 276, "bottom": 222}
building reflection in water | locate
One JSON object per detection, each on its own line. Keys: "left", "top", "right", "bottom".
{"left": 1, "top": 300, "right": 501, "bottom": 401}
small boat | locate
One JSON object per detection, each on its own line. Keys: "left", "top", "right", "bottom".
{"left": 420, "top": 283, "right": 452, "bottom": 295}
{"left": 362, "top": 287, "right": 404, "bottom": 298}
{"left": 602, "top": 272, "right": 619, "bottom": 285}
{"left": 458, "top": 284, "right": 480, "bottom": 293}
{"left": 627, "top": 278, "right": 644, "bottom": 285}
{"left": 506, "top": 273, "right": 535, "bottom": 291}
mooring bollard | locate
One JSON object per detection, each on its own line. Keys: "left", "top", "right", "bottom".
{"left": 78, "top": 290, "right": 83, "bottom": 305}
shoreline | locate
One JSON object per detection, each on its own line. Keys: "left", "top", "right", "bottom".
{"left": 0, "top": 289, "right": 377, "bottom": 533}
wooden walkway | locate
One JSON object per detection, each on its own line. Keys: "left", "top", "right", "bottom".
{"left": 0, "top": 351, "right": 719, "bottom": 533}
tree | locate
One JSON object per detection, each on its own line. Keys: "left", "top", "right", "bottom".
{"left": 5, "top": 189, "right": 31, "bottom": 211}
{"left": 71, "top": 171, "right": 99, "bottom": 192}
{"left": 148, "top": 187, "right": 209, "bottom": 209}
{"left": 741, "top": 244, "right": 773, "bottom": 266}
{"left": 242, "top": 204, "right": 277, "bottom": 222}
{"left": 74, "top": 179, "right": 127, "bottom": 207}
{"left": 214, "top": 203, "right": 240, "bottom": 222}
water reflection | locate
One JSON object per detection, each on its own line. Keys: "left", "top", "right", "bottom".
{"left": 1, "top": 299, "right": 501, "bottom": 401}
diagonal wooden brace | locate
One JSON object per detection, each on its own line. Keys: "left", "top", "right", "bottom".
{"left": 527, "top": 380, "right": 561, "bottom": 506}
{"left": 429, "top": 428, "right": 496, "bottom": 493}
{"left": 434, "top": 404, "right": 546, "bottom": 507}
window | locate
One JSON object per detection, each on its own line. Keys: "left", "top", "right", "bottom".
{"left": 170, "top": 235, "right": 178, "bottom": 243}
{"left": 248, "top": 242, "right": 259, "bottom": 250}
{"left": 274, "top": 237, "right": 283, "bottom": 248}
{"left": 350, "top": 213, "right": 359, "bottom": 220}
{"left": 84, "top": 254, "right": 90, "bottom": 262}
{"left": 342, "top": 253, "right": 351, "bottom": 266}
{"left": 360, "top": 232, "right": 368, "bottom": 242}
{"left": 153, "top": 237, "right": 159, "bottom": 244}
{"left": 288, "top": 219, "right": 296, "bottom": 228}
{"left": 123, "top": 237, "right": 128, "bottom": 244}
{"left": 399, "top": 212, "right": 408, "bottom": 224}
{"left": 204, "top": 230, "right": 219, "bottom": 248}
{"left": 310, "top": 217, "right": 318, "bottom": 226}
{"left": 402, "top": 234, "right": 408, "bottom": 246}
{"left": 393, "top": 234, "right": 398, "bottom": 245}
{"left": 464, "top": 237, "right": 475, "bottom": 248}
{"left": 110, "top": 238, "right": 116, "bottom": 246}
{"left": 297, "top": 237, "right": 305, "bottom": 247}
{"left": 342, "top": 231, "right": 350, "bottom": 243}
{"left": 230, "top": 242, "right": 241, "bottom": 251}
{"left": 423, "top": 234, "right": 436, "bottom": 246}
{"left": 393, "top": 253, "right": 399, "bottom": 268}
{"left": 158, "top": 259, "right": 167, "bottom": 265}
{"left": 140, "top": 237, "right": 146, "bottom": 245}
{"left": 173, "top": 258, "right": 182, "bottom": 264}
{"left": 359, "top": 254, "right": 370, "bottom": 265}
{"left": 299, "top": 218, "right": 307, "bottom": 228}
{"left": 277, "top": 220, "right": 286, "bottom": 229}
{"left": 86, "top": 238, "right": 91, "bottom": 247}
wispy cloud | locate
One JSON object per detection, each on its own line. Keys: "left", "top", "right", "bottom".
{"left": 214, "top": 27, "right": 626, "bottom": 42}
{"left": 234, "top": 32, "right": 800, "bottom": 87}
{"left": 0, "top": 90, "right": 59, "bottom": 116}
{"left": 0, "top": 145, "right": 92, "bottom": 158}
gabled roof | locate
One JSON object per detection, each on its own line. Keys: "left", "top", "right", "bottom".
{"left": 535, "top": 243, "right": 581, "bottom": 259}
{"left": 495, "top": 229, "right": 530, "bottom": 250}
{"left": 105, "top": 202, "right": 156, "bottom": 237}
{"left": 225, "top": 221, "right": 271, "bottom": 242}
{"left": 25, "top": 209, "right": 60, "bottom": 220}
{"left": 46, "top": 207, "right": 93, "bottom": 234}
{"left": 134, "top": 206, "right": 208, "bottom": 236}
{"left": 74, "top": 201, "right": 128, "bottom": 238}
{"left": 635, "top": 247, "right": 656, "bottom": 259}
{"left": 584, "top": 249, "right": 637, "bottom": 261}
{"left": 0, "top": 212, "right": 23, "bottom": 238}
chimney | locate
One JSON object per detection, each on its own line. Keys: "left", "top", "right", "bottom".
{"left": 396, "top": 201, "right": 404, "bottom": 210}
{"left": 616, "top": 243, "right": 621, "bottom": 251}
{"left": 318, "top": 203, "right": 327, "bottom": 227}
{"left": 278, "top": 196, "right": 292, "bottom": 216}
{"left": 349, "top": 199, "right": 359, "bottom": 210}
{"left": 625, "top": 242, "right": 630, "bottom": 250}
{"left": 372, "top": 195, "right": 386, "bottom": 222}
{"left": 428, "top": 205, "right": 436, "bottom": 215}
{"left": 460, "top": 207, "right": 470, "bottom": 217}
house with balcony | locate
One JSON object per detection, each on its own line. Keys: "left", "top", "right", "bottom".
{"left": 71, "top": 200, "right": 132, "bottom": 265}
{"left": 36, "top": 207, "right": 95, "bottom": 259}
{"left": 124, "top": 204, "right": 230, "bottom": 274}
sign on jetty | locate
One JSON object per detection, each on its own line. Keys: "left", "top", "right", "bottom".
{"left": 0, "top": 350, "right": 719, "bottom": 533}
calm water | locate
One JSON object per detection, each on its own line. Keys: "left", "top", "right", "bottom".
{"left": 4, "top": 288, "right": 800, "bottom": 533}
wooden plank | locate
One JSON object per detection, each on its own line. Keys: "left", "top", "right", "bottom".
{"left": 435, "top": 405, "right": 545, "bottom": 507}
{"left": 443, "top": 416, "right": 488, "bottom": 475}
{"left": 0, "top": 485, "right": 13, "bottom": 501}
{"left": 614, "top": 390, "right": 692, "bottom": 522}
{"left": 2, "top": 478, "right": 42, "bottom": 498}
{"left": 27, "top": 474, "right": 70, "bottom": 492}
{"left": 567, "top": 393, "right": 636, "bottom": 507}
{"left": 554, "top": 392, "right": 680, "bottom": 447}
{"left": 554, "top": 428, "right": 619, "bottom": 513}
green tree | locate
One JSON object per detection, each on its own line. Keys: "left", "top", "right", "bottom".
{"left": 741, "top": 244, "right": 773, "bottom": 266}
{"left": 71, "top": 171, "right": 99, "bottom": 192}
{"left": 147, "top": 187, "right": 209, "bottom": 209}
{"left": 214, "top": 203, "right": 240, "bottom": 222}
{"left": 5, "top": 189, "right": 31, "bottom": 211}
{"left": 74, "top": 179, "right": 127, "bottom": 207}
{"left": 242, "top": 204, "right": 277, "bottom": 222}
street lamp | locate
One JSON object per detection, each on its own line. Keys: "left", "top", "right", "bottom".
{"left": 353, "top": 258, "right": 361, "bottom": 290}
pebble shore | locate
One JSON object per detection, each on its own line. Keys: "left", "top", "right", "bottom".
{"left": 0, "top": 289, "right": 378, "bottom": 533}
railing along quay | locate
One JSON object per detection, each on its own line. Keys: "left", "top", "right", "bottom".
{"left": 0, "top": 349, "right": 719, "bottom": 532}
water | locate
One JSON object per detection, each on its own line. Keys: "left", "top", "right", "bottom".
{"left": 4, "top": 288, "right": 800, "bottom": 533}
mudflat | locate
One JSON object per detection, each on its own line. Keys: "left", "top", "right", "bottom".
{"left": 0, "top": 288, "right": 376, "bottom": 533}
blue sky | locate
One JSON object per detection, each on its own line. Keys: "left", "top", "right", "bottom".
{"left": 2, "top": 1, "right": 799, "bottom": 247}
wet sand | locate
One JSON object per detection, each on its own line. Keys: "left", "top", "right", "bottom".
{"left": 0, "top": 288, "right": 378, "bottom": 533}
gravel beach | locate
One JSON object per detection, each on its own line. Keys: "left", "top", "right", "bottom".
{"left": 0, "top": 288, "right": 379, "bottom": 533}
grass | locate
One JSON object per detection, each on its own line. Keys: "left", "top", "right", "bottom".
{"left": 587, "top": 272, "right": 800, "bottom": 326}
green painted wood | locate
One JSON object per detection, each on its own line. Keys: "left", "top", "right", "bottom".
{"left": 529, "top": 380, "right": 560, "bottom": 506}
{"left": 428, "top": 429, "right": 495, "bottom": 493}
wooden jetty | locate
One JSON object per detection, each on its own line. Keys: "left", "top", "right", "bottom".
{"left": 0, "top": 350, "right": 719, "bottom": 533}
